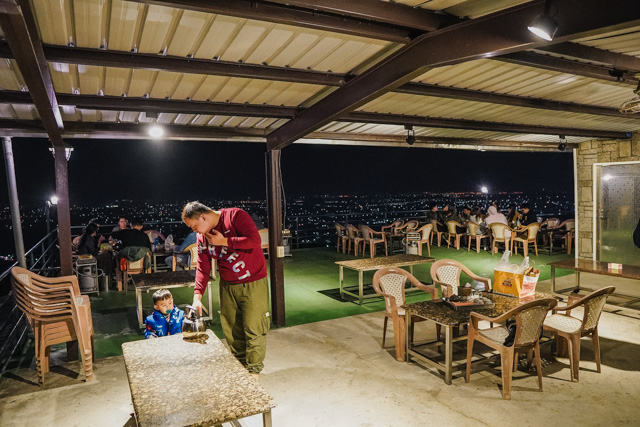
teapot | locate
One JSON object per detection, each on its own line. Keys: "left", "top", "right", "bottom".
{"left": 182, "top": 305, "right": 206, "bottom": 339}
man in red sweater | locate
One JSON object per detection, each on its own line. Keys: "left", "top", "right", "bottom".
{"left": 182, "top": 201, "right": 269, "bottom": 377}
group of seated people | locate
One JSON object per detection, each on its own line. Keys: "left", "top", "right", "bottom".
{"left": 74, "top": 216, "right": 197, "bottom": 290}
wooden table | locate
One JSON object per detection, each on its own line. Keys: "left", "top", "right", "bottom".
{"left": 122, "top": 330, "right": 276, "bottom": 427}
{"left": 336, "top": 254, "right": 435, "bottom": 305}
{"left": 403, "top": 292, "right": 553, "bottom": 385}
{"left": 133, "top": 270, "right": 215, "bottom": 328}
{"left": 549, "top": 258, "right": 640, "bottom": 299}
{"left": 151, "top": 248, "right": 170, "bottom": 273}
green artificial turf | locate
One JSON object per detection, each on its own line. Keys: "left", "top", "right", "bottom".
{"left": 84, "top": 243, "right": 573, "bottom": 359}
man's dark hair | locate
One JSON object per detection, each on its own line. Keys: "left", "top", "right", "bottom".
{"left": 182, "top": 201, "right": 214, "bottom": 220}
{"left": 131, "top": 219, "right": 143, "bottom": 227}
{"left": 152, "top": 289, "right": 173, "bottom": 304}
{"left": 522, "top": 203, "right": 530, "bottom": 210}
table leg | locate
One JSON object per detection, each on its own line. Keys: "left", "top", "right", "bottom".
{"left": 153, "top": 255, "right": 157, "bottom": 273}
{"left": 136, "top": 288, "right": 144, "bottom": 328}
{"left": 575, "top": 271, "right": 580, "bottom": 291}
{"left": 405, "top": 310, "right": 410, "bottom": 362}
{"left": 358, "top": 270, "right": 364, "bottom": 305}
{"left": 208, "top": 281, "right": 214, "bottom": 322}
{"left": 339, "top": 266, "right": 344, "bottom": 299}
{"left": 263, "top": 410, "right": 272, "bottom": 427}
{"left": 445, "top": 325, "right": 453, "bottom": 385}
{"left": 551, "top": 266, "right": 556, "bottom": 292}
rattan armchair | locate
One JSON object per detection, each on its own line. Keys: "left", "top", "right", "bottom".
{"left": 372, "top": 268, "right": 437, "bottom": 361}
{"left": 415, "top": 223, "right": 433, "bottom": 256}
{"left": 396, "top": 220, "right": 419, "bottom": 233}
{"left": 11, "top": 267, "right": 94, "bottom": 386}
{"left": 466, "top": 298, "right": 557, "bottom": 400}
{"left": 345, "top": 224, "right": 363, "bottom": 256}
{"left": 381, "top": 219, "right": 404, "bottom": 236}
{"left": 489, "top": 223, "right": 512, "bottom": 255}
{"left": 466, "top": 221, "right": 488, "bottom": 253}
{"left": 334, "top": 223, "right": 347, "bottom": 253}
{"left": 445, "top": 220, "right": 466, "bottom": 250}
{"left": 543, "top": 286, "right": 615, "bottom": 382}
{"left": 430, "top": 259, "right": 491, "bottom": 298}
{"left": 172, "top": 243, "right": 199, "bottom": 271}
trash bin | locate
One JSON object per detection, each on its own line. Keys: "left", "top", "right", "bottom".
{"left": 75, "top": 255, "right": 99, "bottom": 294}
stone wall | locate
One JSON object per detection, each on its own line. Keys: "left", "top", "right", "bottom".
{"left": 576, "top": 132, "right": 640, "bottom": 259}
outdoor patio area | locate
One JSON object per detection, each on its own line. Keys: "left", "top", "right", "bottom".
{"left": 0, "top": 267, "right": 638, "bottom": 427}
{"left": 1, "top": 246, "right": 639, "bottom": 426}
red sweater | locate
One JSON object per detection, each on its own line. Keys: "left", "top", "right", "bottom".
{"left": 194, "top": 208, "right": 267, "bottom": 295}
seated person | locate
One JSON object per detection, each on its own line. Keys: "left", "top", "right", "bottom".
{"left": 458, "top": 206, "right": 472, "bottom": 223}
{"left": 165, "top": 232, "right": 198, "bottom": 270}
{"left": 112, "top": 217, "right": 128, "bottom": 233}
{"left": 485, "top": 206, "right": 512, "bottom": 239}
{"left": 111, "top": 220, "right": 151, "bottom": 251}
{"left": 77, "top": 223, "right": 113, "bottom": 278}
{"left": 144, "top": 289, "right": 185, "bottom": 339}
{"left": 506, "top": 204, "right": 520, "bottom": 227}
{"left": 519, "top": 203, "right": 537, "bottom": 226}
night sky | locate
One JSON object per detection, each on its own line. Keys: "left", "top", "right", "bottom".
{"left": 0, "top": 138, "right": 574, "bottom": 206}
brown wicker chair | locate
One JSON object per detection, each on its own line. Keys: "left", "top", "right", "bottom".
{"left": 489, "top": 223, "right": 512, "bottom": 255}
{"left": 372, "top": 267, "right": 437, "bottom": 361}
{"left": 258, "top": 228, "right": 269, "bottom": 255}
{"left": 543, "top": 286, "right": 615, "bottom": 382}
{"left": 11, "top": 267, "right": 94, "bottom": 386}
{"left": 334, "top": 223, "right": 347, "bottom": 253}
{"left": 381, "top": 219, "right": 404, "bottom": 236}
{"left": 396, "top": 220, "right": 419, "bottom": 233}
{"left": 359, "top": 225, "right": 387, "bottom": 258}
{"left": 466, "top": 298, "right": 557, "bottom": 400}
{"left": 445, "top": 220, "right": 466, "bottom": 250}
{"left": 430, "top": 259, "right": 492, "bottom": 298}
{"left": 345, "top": 224, "right": 363, "bottom": 256}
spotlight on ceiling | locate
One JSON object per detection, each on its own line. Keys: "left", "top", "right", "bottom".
{"left": 558, "top": 134, "right": 567, "bottom": 151}
{"left": 149, "top": 125, "right": 164, "bottom": 138}
{"left": 405, "top": 124, "right": 415, "bottom": 145}
{"left": 528, "top": 0, "right": 558, "bottom": 41}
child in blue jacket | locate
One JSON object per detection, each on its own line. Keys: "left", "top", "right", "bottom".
{"left": 144, "top": 289, "right": 184, "bottom": 338}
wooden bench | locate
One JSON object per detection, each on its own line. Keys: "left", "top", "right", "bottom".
{"left": 122, "top": 330, "right": 276, "bottom": 426}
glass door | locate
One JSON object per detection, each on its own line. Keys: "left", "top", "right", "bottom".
{"left": 595, "top": 162, "right": 640, "bottom": 265}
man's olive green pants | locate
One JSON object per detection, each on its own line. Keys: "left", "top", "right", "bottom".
{"left": 219, "top": 277, "right": 270, "bottom": 374}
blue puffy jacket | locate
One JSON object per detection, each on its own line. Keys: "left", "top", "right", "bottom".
{"left": 144, "top": 306, "right": 184, "bottom": 338}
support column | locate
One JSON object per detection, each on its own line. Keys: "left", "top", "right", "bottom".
{"left": 266, "top": 149, "right": 285, "bottom": 326}
{"left": 2, "top": 137, "right": 26, "bottom": 268}
{"left": 54, "top": 145, "right": 73, "bottom": 276}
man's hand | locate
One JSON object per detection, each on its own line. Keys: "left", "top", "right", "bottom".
{"left": 192, "top": 294, "right": 204, "bottom": 316}
{"left": 204, "top": 229, "right": 228, "bottom": 246}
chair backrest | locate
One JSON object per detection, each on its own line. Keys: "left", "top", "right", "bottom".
{"left": 127, "top": 257, "right": 145, "bottom": 273}
{"left": 575, "top": 286, "right": 615, "bottom": 332}
{"left": 388, "top": 219, "right": 404, "bottom": 234}
{"left": 404, "top": 220, "right": 419, "bottom": 232}
{"left": 258, "top": 228, "right": 269, "bottom": 250}
{"left": 359, "top": 225, "right": 373, "bottom": 240}
{"left": 467, "top": 221, "right": 481, "bottom": 237}
{"left": 489, "top": 223, "right": 508, "bottom": 240}
{"left": 11, "top": 267, "right": 78, "bottom": 324}
{"left": 346, "top": 224, "right": 360, "bottom": 239}
{"left": 335, "top": 223, "right": 346, "bottom": 235}
{"left": 185, "top": 243, "right": 199, "bottom": 269}
{"left": 446, "top": 220, "right": 459, "bottom": 234}
{"left": 144, "top": 230, "right": 165, "bottom": 243}
{"left": 562, "top": 219, "right": 576, "bottom": 231}
{"left": 544, "top": 218, "right": 560, "bottom": 228}
{"left": 373, "top": 267, "right": 412, "bottom": 313}
{"left": 524, "top": 223, "right": 540, "bottom": 240}
{"left": 416, "top": 223, "right": 433, "bottom": 242}
{"left": 430, "top": 259, "right": 463, "bottom": 295}
{"left": 510, "top": 298, "right": 557, "bottom": 347}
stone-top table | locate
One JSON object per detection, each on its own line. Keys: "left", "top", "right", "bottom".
{"left": 549, "top": 258, "right": 640, "bottom": 297}
{"left": 133, "top": 270, "right": 215, "bottom": 328}
{"left": 122, "top": 330, "right": 276, "bottom": 427}
{"left": 336, "top": 254, "right": 435, "bottom": 305}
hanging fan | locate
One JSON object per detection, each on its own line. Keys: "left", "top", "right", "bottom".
{"left": 619, "top": 78, "right": 640, "bottom": 114}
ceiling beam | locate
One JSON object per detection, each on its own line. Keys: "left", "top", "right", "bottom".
{"left": 1, "top": 90, "right": 629, "bottom": 139}
{"left": 0, "top": 43, "right": 631, "bottom": 119}
{"left": 535, "top": 42, "right": 640, "bottom": 73}
{"left": 263, "top": 0, "right": 459, "bottom": 32}
{"left": 266, "top": 0, "right": 640, "bottom": 150}
{"left": 128, "top": 0, "right": 411, "bottom": 43}
{"left": 498, "top": 51, "right": 638, "bottom": 84}
{"left": 0, "top": 0, "right": 64, "bottom": 147}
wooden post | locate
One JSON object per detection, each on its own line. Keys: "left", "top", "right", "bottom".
{"left": 266, "top": 149, "right": 285, "bottom": 326}
{"left": 54, "top": 146, "right": 73, "bottom": 276}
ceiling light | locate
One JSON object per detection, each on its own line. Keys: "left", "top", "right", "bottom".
{"left": 149, "top": 125, "right": 164, "bottom": 138}
{"left": 528, "top": 0, "right": 558, "bottom": 41}
{"left": 405, "top": 124, "right": 415, "bottom": 145}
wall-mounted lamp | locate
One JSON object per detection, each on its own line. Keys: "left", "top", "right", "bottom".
{"left": 528, "top": 0, "right": 558, "bottom": 41}
{"left": 558, "top": 134, "right": 566, "bottom": 151}
{"left": 148, "top": 125, "right": 164, "bottom": 138}
{"left": 405, "top": 124, "right": 415, "bottom": 145}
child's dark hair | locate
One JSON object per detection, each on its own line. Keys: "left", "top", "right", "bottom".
{"left": 153, "top": 289, "right": 173, "bottom": 304}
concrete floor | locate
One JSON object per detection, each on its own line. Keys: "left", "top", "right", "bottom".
{"left": 1, "top": 273, "right": 639, "bottom": 427}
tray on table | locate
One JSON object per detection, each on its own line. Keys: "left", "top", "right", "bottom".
{"left": 442, "top": 298, "right": 495, "bottom": 311}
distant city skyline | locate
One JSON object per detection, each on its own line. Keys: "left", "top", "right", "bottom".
{"left": 0, "top": 138, "right": 574, "bottom": 206}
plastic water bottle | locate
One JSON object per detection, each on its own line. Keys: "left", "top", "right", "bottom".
{"left": 153, "top": 237, "right": 159, "bottom": 252}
